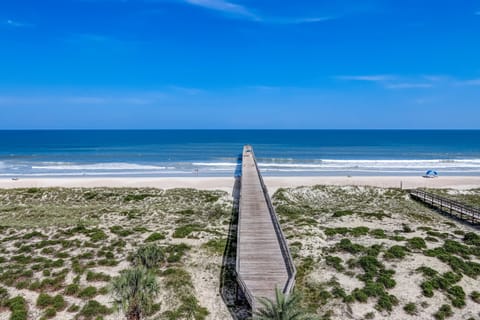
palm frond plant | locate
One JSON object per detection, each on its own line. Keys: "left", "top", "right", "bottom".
{"left": 110, "top": 267, "right": 159, "bottom": 320}
{"left": 254, "top": 287, "right": 318, "bottom": 320}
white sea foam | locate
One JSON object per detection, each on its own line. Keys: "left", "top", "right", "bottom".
{"left": 193, "top": 159, "right": 480, "bottom": 171}
{"left": 31, "top": 162, "right": 169, "bottom": 171}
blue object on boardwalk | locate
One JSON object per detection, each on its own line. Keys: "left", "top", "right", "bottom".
{"left": 425, "top": 170, "right": 438, "bottom": 177}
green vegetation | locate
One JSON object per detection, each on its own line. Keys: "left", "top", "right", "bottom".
{"left": 144, "top": 232, "right": 166, "bottom": 242}
{"left": 384, "top": 245, "right": 407, "bottom": 259}
{"left": 254, "top": 287, "right": 318, "bottom": 320}
{"left": 79, "top": 300, "right": 112, "bottom": 320}
{"left": 86, "top": 271, "right": 111, "bottom": 282}
{"left": 434, "top": 304, "right": 453, "bottom": 320}
{"left": 131, "top": 244, "right": 165, "bottom": 269}
{"left": 470, "top": 290, "right": 480, "bottom": 303}
{"left": 110, "top": 267, "right": 159, "bottom": 320}
{"left": 7, "top": 296, "right": 28, "bottom": 320}
{"left": 407, "top": 237, "right": 427, "bottom": 250}
{"left": 403, "top": 302, "right": 417, "bottom": 315}
{"left": 325, "top": 255, "right": 344, "bottom": 272}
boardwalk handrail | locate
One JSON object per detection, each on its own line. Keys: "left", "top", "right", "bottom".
{"left": 409, "top": 189, "right": 480, "bottom": 223}
{"left": 250, "top": 147, "right": 297, "bottom": 295}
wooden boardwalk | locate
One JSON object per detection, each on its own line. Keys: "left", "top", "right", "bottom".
{"left": 236, "top": 145, "right": 296, "bottom": 311}
{"left": 410, "top": 189, "right": 480, "bottom": 224}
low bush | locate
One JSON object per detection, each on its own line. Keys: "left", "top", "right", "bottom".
{"left": 375, "top": 293, "right": 398, "bottom": 312}
{"left": 78, "top": 300, "right": 112, "bottom": 319}
{"left": 7, "top": 296, "right": 28, "bottom": 320}
{"left": 325, "top": 255, "right": 344, "bottom": 272}
{"left": 403, "top": 302, "right": 417, "bottom": 315}
{"left": 470, "top": 290, "right": 480, "bottom": 303}
{"left": 447, "top": 285, "right": 465, "bottom": 308}
{"left": 336, "top": 239, "right": 365, "bottom": 254}
{"left": 78, "top": 286, "right": 98, "bottom": 299}
{"left": 433, "top": 304, "right": 453, "bottom": 320}
{"left": 145, "top": 232, "right": 166, "bottom": 242}
{"left": 384, "top": 245, "right": 407, "bottom": 259}
{"left": 131, "top": 244, "right": 165, "bottom": 269}
{"left": 86, "top": 271, "right": 111, "bottom": 282}
{"left": 407, "top": 237, "right": 427, "bottom": 250}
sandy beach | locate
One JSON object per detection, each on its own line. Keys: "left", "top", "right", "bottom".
{"left": 1, "top": 176, "right": 479, "bottom": 193}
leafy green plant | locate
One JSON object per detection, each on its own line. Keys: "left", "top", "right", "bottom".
{"left": 325, "top": 255, "right": 344, "bottom": 272}
{"left": 144, "top": 232, "right": 166, "bottom": 242}
{"left": 86, "top": 271, "right": 111, "bottom": 282}
{"left": 254, "top": 287, "right": 318, "bottom": 320}
{"left": 433, "top": 304, "right": 453, "bottom": 320}
{"left": 384, "top": 246, "right": 407, "bottom": 259}
{"left": 110, "top": 267, "right": 159, "bottom": 320}
{"left": 79, "top": 286, "right": 98, "bottom": 299}
{"left": 403, "top": 302, "right": 417, "bottom": 315}
{"left": 471, "top": 290, "right": 480, "bottom": 303}
{"left": 131, "top": 244, "right": 165, "bottom": 269}
{"left": 7, "top": 296, "right": 28, "bottom": 320}
{"left": 407, "top": 237, "right": 427, "bottom": 250}
{"left": 79, "top": 300, "right": 112, "bottom": 320}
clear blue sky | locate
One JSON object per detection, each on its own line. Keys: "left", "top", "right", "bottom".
{"left": 1, "top": 0, "right": 480, "bottom": 129}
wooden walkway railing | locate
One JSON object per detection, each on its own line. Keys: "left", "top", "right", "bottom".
{"left": 236, "top": 145, "right": 296, "bottom": 311}
{"left": 409, "top": 189, "right": 480, "bottom": 224}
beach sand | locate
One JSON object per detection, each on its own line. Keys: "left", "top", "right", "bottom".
{"left": 1, "top": 176, "right": 479, "bottom": 193}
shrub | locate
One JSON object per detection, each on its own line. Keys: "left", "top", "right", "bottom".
{"left": 375, "top": 293, "right": 398, "bottom": 312}
{"left": 447, "top": 285, "right": 465, "bottom": 308}
{"left": 131, "top": 244, "right": 165, "bottom": 269}
{"left": 357, "top": 255, "right": 383, "bottom": 279}
{"left": 79, "top": 300, "right": 112, "bottom": 319}
{"left": 404, "top": 302, "right": 417, "bottom": 315}
{"left": 78, "top": 286, "right": 98, "bottom": 299}
{"left": 86, "top": 271, "right": 111, "bottom": 282}
{"left": 173, "top": 225, "right": 202, "bottom": 238}
{"left": 407, "top": 237, "right": 427, "bottom": 250}
{"left": 332, "top": 210, "right": 353, "bottom": 218}
{"left": 0, "top": 286, "right": 10, "bottom": 307}
{"left": 464, "top": 232, "right": 480, "bottom": 246}
{"left": 384, "top": 245, "right": 407, "bottom": 259}
{"left": 37, "top": 293, "right": 53, "bottom": 308}
{"left": 7, "top": 296, "right": 28, "bottom": 320}
{"left": 370, "top": 229, "right": 387, "bottom": 239}
{"left": 67, "top": 304, "right": 80, "bottom": 312}
{"left": 52, "top": 295, "right": 66, "bottom": 310}
{"left": 434, "top": 304, "right": 453, "bottom": 320}
{"left": 336, "top": 239, "right": 365, "bottom": 254}
{"left": 109, "top": 226, "right": 134, "bottom": 237}
{"left": 377, "top": 270, "right": 396, "bottom": 289}
{"left": 43, "top": 307, "right": 56, "bottom": 318}
{"left": 417, "top": 266, "right": 438, "bottom": 278}
{"left": 352, "top": 288, "right": 368, "bottom": 303}
{"left": 351, "top": 226, "right": 370, "bottom": 237}
{"left": 421, "top": 281, "right": 435, "bottom": 297}
{"left": 89, "top": 229, "right": 107, "bottom": 242}
{"left": 144, "top": 232, "right": 166, "bottom": 242}
{"left": 325, "top": 255, "right": 344, "bottom": 271}
{"left": 471, "top": 290, "right": 480, "bottom": 303}
{"left": 64, "top": 283, "right": 80, "bottom": 296}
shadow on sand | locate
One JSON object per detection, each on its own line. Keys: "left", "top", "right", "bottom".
{"left": 220, "top": 154, "right": 252, "bottom": 320}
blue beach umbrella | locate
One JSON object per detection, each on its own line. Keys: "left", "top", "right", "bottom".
{"left": 425, "top": 170, "right": 438, "bottom": 177}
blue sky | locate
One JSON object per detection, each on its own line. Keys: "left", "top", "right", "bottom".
{"left": 1, "top": 0, "right": 480, "bottom": 129}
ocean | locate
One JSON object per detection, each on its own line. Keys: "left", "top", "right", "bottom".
{"left": 0, "top": 130, "right": 479, "bottom": 177}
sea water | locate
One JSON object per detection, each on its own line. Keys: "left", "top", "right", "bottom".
{"left": 0, "top": 130, "right": 479, "bottom": 177}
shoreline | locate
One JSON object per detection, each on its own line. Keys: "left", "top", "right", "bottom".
{"left": 1, "top": 176, "right": 479, "bottom": 193}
